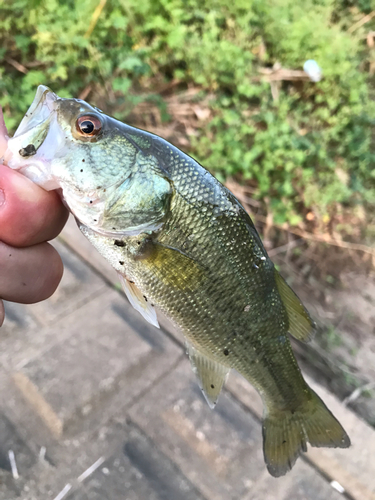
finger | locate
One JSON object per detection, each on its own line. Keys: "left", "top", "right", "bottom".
{"left": 0, "top": 241, "right": 64, "bottom": 304}
{"left": 0, "top": 300, "right": 4, "bottom": 327}
{"left": 0, "top": 165, "right": 68, "bottom": 247}
{"left": 0, "top": 106, "right": 9, "bottom": 158}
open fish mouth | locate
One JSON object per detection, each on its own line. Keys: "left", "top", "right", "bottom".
{"left": 3, "top": 85, "right": 63, "bottom": 190}
{"left": 14, "top": 85, "right": 57, "bottom": 139}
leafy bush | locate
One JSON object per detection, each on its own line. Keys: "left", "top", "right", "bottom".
{"left": 0, "top": 0, "right": 374, "bottom": 227}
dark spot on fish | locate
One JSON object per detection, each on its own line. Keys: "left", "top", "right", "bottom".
{"left": 291, "top": 410, "right": 295, "bottom": 415}
{"left": 151, "top": 303, "right": 154, "bottom": 307}
{"left": 80, "top": 169, "right": 83, "bottom": 173}
{"left": 22, "top": 282, "right": 26, "bottom": 286}
{"left": 112, "top": 227, "right": 116, "bottom": 230}
{"left": 211, "top": 384, "right": 215, "bottom": 389}
{"left": 19, "top": 144, "right": 37, "bottom": 157}
{"left": 82, "top": 159, "right": 85, "bottom": 162}
{"left": 143, "top": 295, "right": 148, "bottom": 302}
{"left": 137, "top": 241, "right": 141, "bottom": 245}
{"left": 89, "top": 200, "right": 92, "bottom": 204}
{"left": 223, "top": 349, "right": 229, "bottom": 356}
{"left": 129, "top": 280, "right": 134, "bottom": 284}
{"left": 282, "top": 440, "right": 287, "bottom": 444}
{"left": 119, "top": 261, "right": 124, "bottom": 265}
{"left": 8, "top": 254, "right": 11, "bottom": 257}
{"left": 114, "top": 240, "right": 125, "bottom": 247}
{"left": 93, "top": 219, "right": 97, "bottom": 222}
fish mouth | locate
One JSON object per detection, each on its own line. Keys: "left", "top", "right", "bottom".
{"left": 14, "top": 85, "right": 57, "bottom": 140}
{"left": 3, "top": 85, "right": 62, "bottom": 190}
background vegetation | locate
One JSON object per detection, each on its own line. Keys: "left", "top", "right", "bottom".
{"left": 1, "top": 0, "right": 375, "bottom": 427}
{"left": 0, "top": 0, "right": 374, "bottom": 239}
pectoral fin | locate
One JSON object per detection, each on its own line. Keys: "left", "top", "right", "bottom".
{"left": 186, "top": 342, "right": 230, "bottom": 409}
{"left": 275, "top": 270, "right": 316, "bottom": 342}
{"left": 118, "top": 273, "right": 159, "bottom": 328}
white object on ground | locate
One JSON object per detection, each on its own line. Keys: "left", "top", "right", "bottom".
{"left": 8, "top": 450, "right": 19, "bottom": 479}
{"left": 39, "top": 446, "right": 46, "bottom": 461}
{"left": 53, "top": 484, "right": 72, "bottom": 500}
{"left": 77, "top": 456, "right": 105, "bottom": 482}
{"left": 330, "top": 480, "right": 345, "bottom": 494}
{"left": 303, "top": 59, "right": 322, "bottom": 82}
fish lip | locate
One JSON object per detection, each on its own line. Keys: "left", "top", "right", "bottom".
{"left": 4, "top": 85, "right": 58, "bottom": 166}
{"left": 14, "top": 85, "right": 58, "bottom": 139}
{"left": 2, "top": 86, "right": 62, "bottom": 190}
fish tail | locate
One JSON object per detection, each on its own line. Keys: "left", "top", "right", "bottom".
{"left": 262, "top": 388, "right": 350, "bottom": 477}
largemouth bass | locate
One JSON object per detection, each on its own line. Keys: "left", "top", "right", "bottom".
{"left": 2, "top": 86, "right": 350, "bottom": 477}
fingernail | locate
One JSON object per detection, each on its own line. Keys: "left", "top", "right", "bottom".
{"left": 0, "top": 189, "right": 4, "bottom": 207}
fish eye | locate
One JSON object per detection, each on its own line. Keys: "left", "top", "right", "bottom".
{"left": 76, "top": 115, "right": 102, "bottom": 137}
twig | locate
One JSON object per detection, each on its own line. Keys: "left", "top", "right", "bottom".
{"left": 258, "top": 67, "right": 310, "bottom": 82}
{"left": 24, "top": 60, "right": 45, "bottom": 68}
{"left": 252, "top": 214, "right": 375, "bottom": 258}
{"left": 348, "top": 11, "right": 375, "bottom": 34}
{"left": 268, "top": 238, "right": 304, "bottom": 257}
{"left": 78, "top": 85, "right": 92, "bottom": 100}
{"left": 287, "top": 226, "right": 375, "bottom": 257}
{"left": 270, "top": 81, "right": 280, "bottom": 101}
{"left": 5, "top": 57, "right": 28, "bottom": 74}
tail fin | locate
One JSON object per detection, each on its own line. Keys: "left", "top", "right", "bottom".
{"left": 262, "top": 389, "right": 350, "bottom": 477}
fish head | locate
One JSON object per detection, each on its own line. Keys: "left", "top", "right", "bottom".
{"left": 4, "top": 86, "right": 172, "bottom": 236}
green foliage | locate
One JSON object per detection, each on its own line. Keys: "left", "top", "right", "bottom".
{"left": 0, "top": 0, "right": 374, "bottom": 225}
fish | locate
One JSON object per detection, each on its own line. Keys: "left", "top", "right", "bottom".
{"left": 1, "top": 85, "right": 350, "bottom": 477}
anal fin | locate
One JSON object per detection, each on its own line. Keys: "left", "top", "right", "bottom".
{"left": 275, "top": 270, "right": 316, "bottom": 342}
{"left": 118, "top": 273, "right": 159, "bottom": 329}
{"left": 186, "top": 342, "right": 230, "bottom": 409}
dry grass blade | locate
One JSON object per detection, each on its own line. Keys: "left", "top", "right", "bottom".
{"left": 85, "top": 0, "right": 107, "bottom": 39}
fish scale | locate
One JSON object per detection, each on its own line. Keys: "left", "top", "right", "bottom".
{"left": 4, "top": 86, "right": 350, "bottom": 477}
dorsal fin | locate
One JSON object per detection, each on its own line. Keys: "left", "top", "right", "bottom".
{"left": 186, "top": 341, "right": 230, "bottom": 408}
{"left": 274, "top": 270, "right": 316, "bottom": 342}
{"left": 118, "top": 273, "right": 159, "bottom": 329}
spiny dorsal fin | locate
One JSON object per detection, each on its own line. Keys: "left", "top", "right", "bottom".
{"left": 186, "top": 341, "right": 230, "bottom": 409}
{"left": 118, "top": 273, "right": 159, "bottom": 329}
{"left": 274, "top": 270, "right": 316, "bottom": 342}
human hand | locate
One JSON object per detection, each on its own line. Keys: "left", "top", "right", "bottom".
{"left": 0, "top": 114, "right": 68, "bottom": 326}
